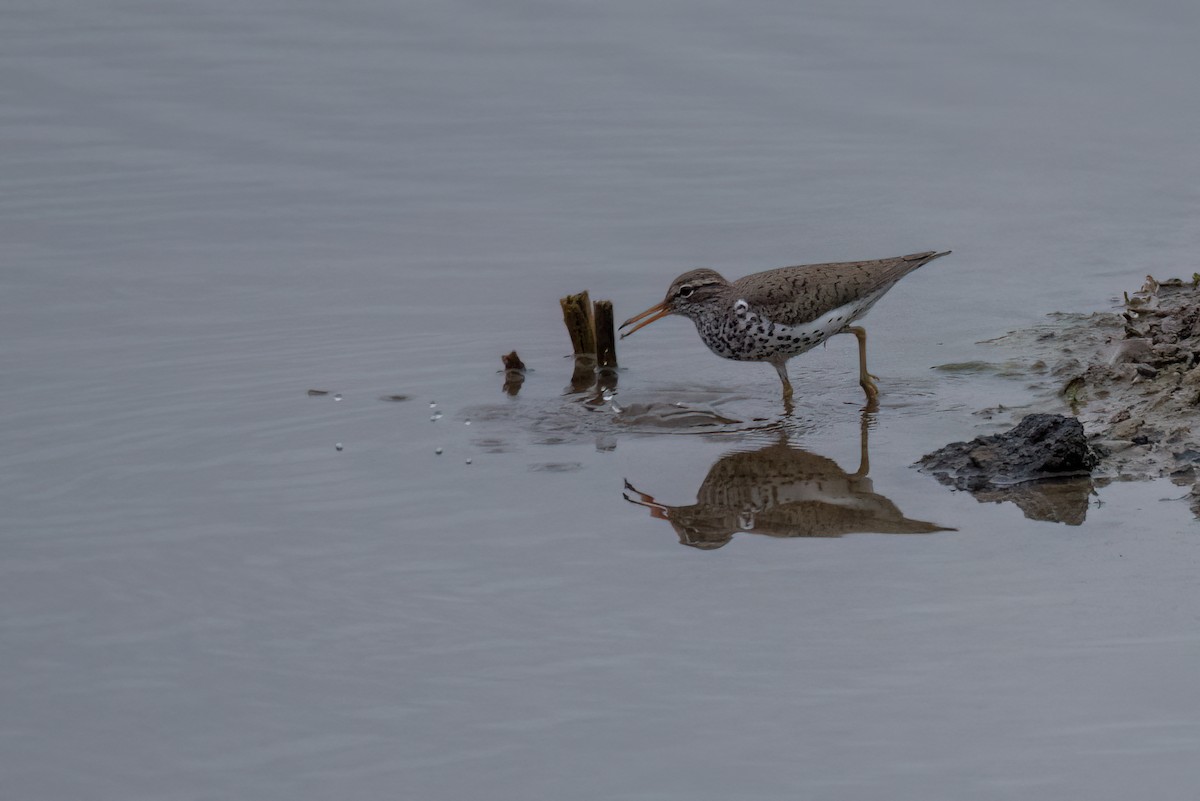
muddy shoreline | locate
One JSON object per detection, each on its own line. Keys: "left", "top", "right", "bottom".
{"left": 933, "top": 275, "right": 1200, "bottom": 517}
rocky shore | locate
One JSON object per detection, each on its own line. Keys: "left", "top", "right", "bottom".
{"left": 923, "top": 275, "right": 1200, "bottom": 520}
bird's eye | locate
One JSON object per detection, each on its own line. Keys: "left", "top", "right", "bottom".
{"left": 678, "top": 285, "right": 694, "bottom": 298}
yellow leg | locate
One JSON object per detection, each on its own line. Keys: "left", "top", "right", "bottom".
{"left": 772, "top": 361, "right": 793, "bottom": 400}
{"left": 844, "top": 326, "right": 879, "bottom": 408}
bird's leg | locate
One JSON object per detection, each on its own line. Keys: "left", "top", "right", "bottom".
{"left": 844, "top": 326, "right": 879, "bottom": 407}
{"left": 771, "top": 360, "right": 793, "bottom": 401}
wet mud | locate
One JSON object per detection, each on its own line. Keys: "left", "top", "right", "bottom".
{"left": 937, "top": 275, "right": 1200, "bottom": 517}
{"left": 917, "top": 414, "right": 1099, "bottom": 526}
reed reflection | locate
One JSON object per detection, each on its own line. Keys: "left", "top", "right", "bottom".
{"left": 624, "top": 416, "right": 951, "bottom": 549}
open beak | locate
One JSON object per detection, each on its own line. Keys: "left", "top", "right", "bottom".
{"left": 619, "top": 302, "right": 671, "bottom": 338}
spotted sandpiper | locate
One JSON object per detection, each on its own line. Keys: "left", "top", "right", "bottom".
{"left": 619, "top": 250, "right": 951, "bottom": 406}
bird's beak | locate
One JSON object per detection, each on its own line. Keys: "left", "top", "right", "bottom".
{"left": 619, "top": 302, "right": 671, "bottom": 338}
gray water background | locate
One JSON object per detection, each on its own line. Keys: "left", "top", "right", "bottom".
{"left": 3, "top": 1, "right": 1200, "bottom": 799}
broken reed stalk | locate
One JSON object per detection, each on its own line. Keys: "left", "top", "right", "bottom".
{"left": 593, "top": 300, "right": 617, "bottom": 369}
{"left": 559, "top": 291, "right": 596, "bottom": 357}
{"left": 560, "top": 291, "right": 618, "bottom": 393}
{"left": 501, "top": 350, "right": 526, "bottom": 396}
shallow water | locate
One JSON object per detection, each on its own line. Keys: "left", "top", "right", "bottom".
{"left": 4, "top": 1, "right": 1200, "bottom": 799}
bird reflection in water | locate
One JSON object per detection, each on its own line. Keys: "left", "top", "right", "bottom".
{"left": 624, "top": 415, "right": 951, "bottom": 549}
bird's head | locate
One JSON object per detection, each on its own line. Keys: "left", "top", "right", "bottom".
{"left": 619, "top": 269, "right": 728, "bottom": 337}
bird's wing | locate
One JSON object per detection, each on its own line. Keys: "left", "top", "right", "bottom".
{"left": 733, "top": 251, "right": 948, "bottom": 326}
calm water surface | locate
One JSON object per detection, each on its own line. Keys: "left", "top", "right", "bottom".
{"left": 4, "top": 1, "right": 1200, "bottom": 799}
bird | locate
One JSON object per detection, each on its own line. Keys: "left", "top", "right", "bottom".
{"left": 619, "top": 250, "right": 950, "bottom": 406}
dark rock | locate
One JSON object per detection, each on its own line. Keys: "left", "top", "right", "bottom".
{"left": 1135, "top": 363, "right": 1158, "bottom": 378}
{"left": 919, "top": 414, "right": 1099, "bottom": 488}
{"left": 918, "top": 414, "right": 1100, "bottom": 525}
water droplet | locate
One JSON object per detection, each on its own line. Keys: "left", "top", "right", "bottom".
{"left": 335, "top": 443, "right": 343, "bottom": 451}
{"left": 429, "top": 401, "right": 437, "bottom": 408}
{"left": 333, "top": 393, "right": 342, "bottom": 401}
{"left": 430, "top": 410, "right": 443, "bottom": 421}
{"left": 465, "top": 459, "right": 473, "bottom": 465}
{"left": 464, "top": 419, "right": 471, "bottom": 426}
{"left": 435, "top": 447, "right": 443, "bottom": 455}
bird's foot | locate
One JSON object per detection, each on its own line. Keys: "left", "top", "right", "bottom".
{"left": 860, "top": 377, "right": 879, "bottom": 411}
